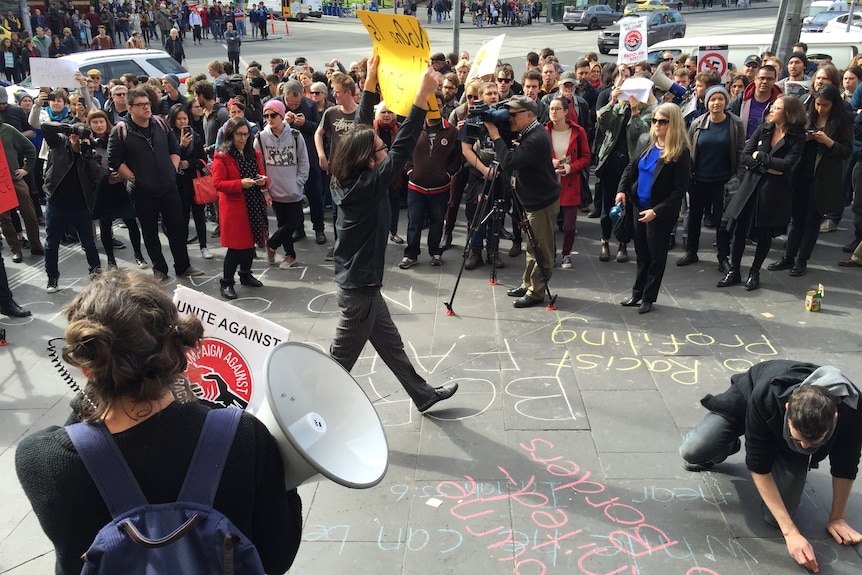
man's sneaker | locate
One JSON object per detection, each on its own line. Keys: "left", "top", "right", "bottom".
{"left": 430, "top": 254, "right": 443, "bottom": 266}
{"left": 180, "top": 266, "right": 205, "bottom": 277}
{"left": 112, "top": 237, "right": 125, "bottom": 249}
{"left": 820, "top": 219, "right": 838, "bottom": 233}
{"left": 399, "top": 257, "right": 418, "bottom": 269}
{"left": 201, "top": 247, "right": 213, "bottom": 260}
{"left": 325, "top": 244, "right": 334, "bottom": 261}
{"left": 46, "top": 278, "right": 59, "bottom": 293}
{"left": 210, "top": 225, "right": 221, "bottom": 237}
{"left": 561, "top": 255, "right": 573, "bottom": 269}
{"left": 153, "top": 270, "right": 170, "bottom": 283}
{"left": 683, "top": 438, "right": 741, "bottom": 472}
{"left": 279, "top": 256, "right": 297, "bottom": 269}
{"left": 135, "top": 256, "right": 149, "bottom": 269}
{"left": 89, "top": 267, "right": 103, "bottom": 280}
{"left": 315, "top": 230, "right": 327, "bottom": 245}
{"left": 266, "top": 246, "right": 276, "bottom": 265}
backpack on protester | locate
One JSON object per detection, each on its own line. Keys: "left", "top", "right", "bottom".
{"left": 66, "top": 408, "right": 265, "bottom": 575}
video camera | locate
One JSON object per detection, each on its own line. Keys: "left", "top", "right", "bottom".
{"left": 465, "top": 100, "right": 512, "bottom": 140}
{"left": 49, "top": 122, "right": 97, "bottom": 160}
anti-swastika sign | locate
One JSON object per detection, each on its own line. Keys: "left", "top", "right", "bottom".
{"left": 697, "top": 46, "right": 729, "bottom": 82}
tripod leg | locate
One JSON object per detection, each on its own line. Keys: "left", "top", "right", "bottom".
{"left": 444, "top": 174, "right": 496, "bottom": 315}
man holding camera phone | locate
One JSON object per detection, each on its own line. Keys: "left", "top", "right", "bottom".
{"left": 108, "top": 87, "right": 203, "bottom": 282}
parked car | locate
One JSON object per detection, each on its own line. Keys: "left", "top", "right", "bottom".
{"left": 598, "top": 10, "right": 686, "bottom": 55}
{"left": 10, "top": 49, "right": 189, "bottom": 99}
{"left": 624, "top": 0, "right": 669, "bottom": 15}
{"left": 801, "top": 10, "right": 846, "bottom": 32}
{"left": 563, "top": 5, "right": 623, "bottom": 30}
{"left": 823, "top": 12, "right": 862, "bottom": 33}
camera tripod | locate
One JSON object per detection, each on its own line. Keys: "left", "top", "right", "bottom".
{"left": 444, "top": 163, "right": 557, "bottom": 315}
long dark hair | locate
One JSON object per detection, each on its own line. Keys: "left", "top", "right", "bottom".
{"left": 809, "top": 83, "right": 849, "bottom": 130}
{"left": 329, "top": 125, "right": 377, "bottom": 188}
{"left": 221, "top": 115, "right": 254, "bottom": 158}
{"left": 167, "top": 102, "right": 188, "bottom": 133}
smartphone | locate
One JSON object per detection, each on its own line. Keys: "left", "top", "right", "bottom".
{"left": 182, "top": 126, "right": 192, "bottom": 137}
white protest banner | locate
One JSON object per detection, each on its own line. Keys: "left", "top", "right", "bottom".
{"left": 29, "top": 57, "right": 80, "bottom": 89}
{"left": 173, "top": 286, "right": 292, "bottom": 413}
{"left": 619, "top": 77, "right": 654, "bottom": 104}
{"left": 466, "top": 33, "right": 505, "bottom": 83}
{"left": 697, "top": 45, "right": 729, "bottom": 82}
{"left": 618, "top": 16, "right": 648, "bottom": 66}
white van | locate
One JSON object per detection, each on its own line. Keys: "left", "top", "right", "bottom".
{"left": 804, "top": 1, "right": 849, "bottom": 24}
{"left": 647, "top": 32, "right": 861, "bottom": 71}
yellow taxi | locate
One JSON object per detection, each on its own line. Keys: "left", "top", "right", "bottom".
{"left": 624, "top": 0, "right": 670, "bottom": 15}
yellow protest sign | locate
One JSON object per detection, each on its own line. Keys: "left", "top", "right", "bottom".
{"left": 357, "top": 10, "right": 440, "bottom": 119}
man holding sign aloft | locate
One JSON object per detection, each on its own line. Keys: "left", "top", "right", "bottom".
{"left": 328, "top": 54, "right": 458, "bottom": 414}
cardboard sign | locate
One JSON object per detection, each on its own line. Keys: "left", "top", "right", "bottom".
{"left": 0, "top": 139, "right": 19, "bottom": 215}
{"left": 29, "top": 57, "right": 81, "bottom": 89}
{"left": 618, "top": 16, "right": 648, "bottom": 66}
{"left": 697, "top": 46, "right": 729, "bottom": 82}
{"left": 357, "top": 10, "right": 439, "bottom": 119}
{"left": 466, "top": 33, "right": 506, "bottom": 83}
{"left": 173, "top": 286, "right": 292, "bottom": 413}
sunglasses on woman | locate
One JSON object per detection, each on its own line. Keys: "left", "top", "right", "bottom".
{"left": 652, "top": 118, "right": 669, "bottom": 126}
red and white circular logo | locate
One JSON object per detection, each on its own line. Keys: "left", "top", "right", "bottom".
{"left": 624, "top": 30, "right": 643, "bottom": 52}
{"left": 185, "top": 338, "right": 253, "bottom": 410}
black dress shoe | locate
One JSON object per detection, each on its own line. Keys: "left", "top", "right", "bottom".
{"left": 638, "top": 301, "right": 653, "bottom": 314}
{"left": 788, "top": 261, "right": 807, "bottom": 277}
{"left": 292, "top": 229, "right": 307, "bottom": 241}
{"left": 668, "top": 235, "right": 677, "bottom": 250}
{"left": 417, "top": 382, "right": 459, "bottom": 413}
{"left": 315, "top": 230, "right": 327, "bottom": 245}
{"left": 744, "top": 271, "right": 760, "bottom": 291}
{"left": 0, "top": 300, "right": 31, "bottom": 317}
{"left": 676, "top": 252, "right": 698, "bottom": 266}
{"left": 239, "top": 274, "right": 264, "bottom": 287}
{"left": 507, "top": 286, "right": 527, "bottom": 297}
{"left": 220, "top": 280, "right": 237, "bottom": 300}
{"left": 620, "top": 296, "right": 641, "bottom": 307}
{"left": 717, "top": 270, "right": 741, "bottom": 287}
{"left": 717, "top": 257, "right": 731, "bottom": 275}
{"left": 767, "top": 256, "right": 795, "bottom": 271}
{"left": 440, "top": 232, "right": 453, "bottom": 250}
{"left": 513, "top": 295, "right": 543, "bottom": 308}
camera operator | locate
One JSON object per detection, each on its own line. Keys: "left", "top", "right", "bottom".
{"left": 459, "top": 81, "right": 514, "bottom": 270}
{"left": 483, "top": 96, "right": 560, "bottom": 308}
{"left": 41, "top": 121, "right": 103, "bottom": 293}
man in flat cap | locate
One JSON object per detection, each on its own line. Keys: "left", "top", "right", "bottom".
{"left": 483, "top": 95, "right": 559, "bottom": 308}
{"left": 430, "top": 53, "right": 452, "bottom": 75}
{"left": 680, "top": 360, "right": 862, "bottom": 573}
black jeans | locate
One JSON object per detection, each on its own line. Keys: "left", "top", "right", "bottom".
{"left": 687, "top": 179, "right": 726, "bottom": 254}
{"left": 268, "top": 201, "right": 304, "bottom": 257}
{"left": 223, "top": 247, "right": 254, "bottom": 282}
{"left": 132, "top": 190, "right": 191, "bottom": 275}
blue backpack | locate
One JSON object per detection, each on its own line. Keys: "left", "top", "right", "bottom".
{"left": 66, "top": 408, "right": 265, "bottom": 575}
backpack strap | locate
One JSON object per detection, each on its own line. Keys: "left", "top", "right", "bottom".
{"left": 177, "top": 407, "right": 242, "bottom": 506}
{"left": 66, "top": 421, "right": 149, "bottom": 518}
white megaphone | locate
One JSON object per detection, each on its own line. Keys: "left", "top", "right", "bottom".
{"left": 651, "top": 69, "right": 687, "bottom": 99}
{"left": 251, "top": 342, "right": 389, "bottom": 490}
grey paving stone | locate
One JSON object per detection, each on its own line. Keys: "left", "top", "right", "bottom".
{"left": 582, "top": 390, "right": 681, "bottom": 453}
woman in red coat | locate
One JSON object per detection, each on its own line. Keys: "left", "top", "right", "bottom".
{"left": 212, "top": 116, "right": 270, "bottom": 299}
{"left": 546, "top": 96, "right": 591, "bottom": 270}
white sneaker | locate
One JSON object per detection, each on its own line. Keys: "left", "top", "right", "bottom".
{"left": 46, "top": 278, "right": 59, "bottom": 293}
{"left": 279, "top": 256, "right": 297, "bottom": 269}
{"left": 561, "top": 255, "right": 573, "bottom": 269}
{"left": 201, "top": 247, "right": 213, "bottom": 259}
{"left": 819, "top": 219, "right": 838, "bottom": 233}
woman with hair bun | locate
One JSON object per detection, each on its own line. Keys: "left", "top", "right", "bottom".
{"left": 15, "top": 270, "right": 302, "bottom": 575}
